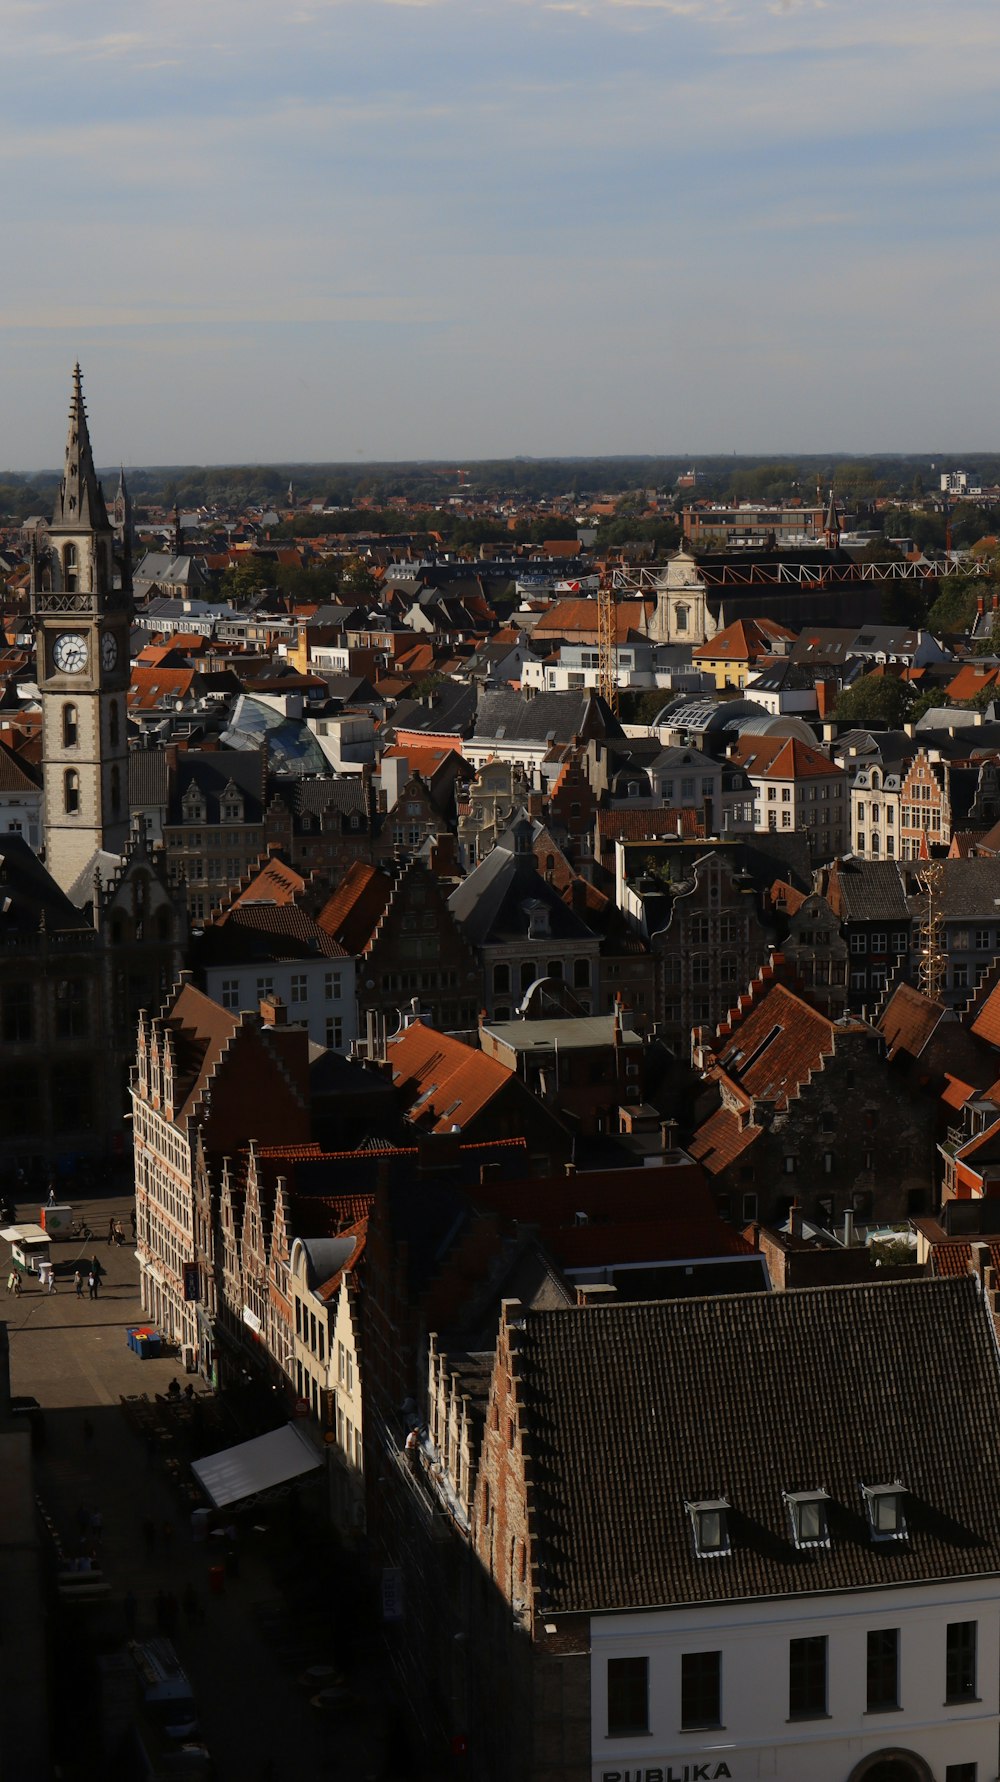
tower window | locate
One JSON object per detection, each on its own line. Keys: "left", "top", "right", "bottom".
{"left": 111, "top": 764, "right": 121, "bottom": 816}
{"left": 110, "top": 701, "right": 120, "bottom": 747}
{"left": 63, "top": 543, "right": 77, "bottom": 593}
{"left": 62, "top": 704, "right": 78, "bottom": 748}
{"left": 676, "top": 603, "right": 689, "bottom": 632}
{"left": 64, "top": 770, "right": 80, "bottom": 815}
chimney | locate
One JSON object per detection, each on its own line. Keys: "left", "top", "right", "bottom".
{"left": 660, "top": 1118, "right": 679, "bottom": 1151}
{"left": 971, "top": 1240, "right": 991, "bottom": 1285}
{"left": 789, "top": 1198, "right": 803, "bottom": 1240}
{"left": 569, "top": 877, "right": 587, "bottom": 916}
{"left": 564, "top": 1161, "right": 577, "bottom": 1176}
{"left": 575, "top": 1282, "right": 617, "bottom": 1306}
{"left": 843, "top": 1208, "right": 855, "bottom": 1249}
{"left": 977, "top": 595, "right": 985, "bottom": 617}
{"left": 259, "top": 996, "right": 287, "bottom": 1026}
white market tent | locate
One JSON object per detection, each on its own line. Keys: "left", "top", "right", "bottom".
{"left": 191, "top": 1422, "right": 322, "bottom": 1509}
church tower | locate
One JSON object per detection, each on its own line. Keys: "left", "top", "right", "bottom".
{"left": 32, "top": 366, "right": 132, "bottom": 893}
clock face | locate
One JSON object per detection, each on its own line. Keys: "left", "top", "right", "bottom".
{"left": 52, "top": 632, "right": 88, "bottom": 675}
{"left": 101, "top": 631, "right": 119, "bottom": 671}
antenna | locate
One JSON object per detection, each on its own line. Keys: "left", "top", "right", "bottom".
{"left": 918, "top": 861, "right": 946, "bottom": 1000}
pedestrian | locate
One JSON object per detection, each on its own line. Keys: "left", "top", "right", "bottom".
{"left": 107, "top": 1217, "right": 115, "bottom": 1246}
{"left": 87, "top": 1272, "right": 97, "bottom": 1300}
{"left": 123, "top": 1590, "right": 138, "bottom": 1637}
{"left": 114, "top": 1219, "right": 125, "bottom": 1246}
{"left": 90, "top": 1254, "right": 103, "bottom": 1282}
{"left": 74, "top": 1270, "right": 83, "bottom": 1298}
{"left": 141, "top": 1516, "right": 156, "bottom": 1557}
{"left": 47, "top": 1185, "right": 56, "bottom": 1207}
{"left": 82, "top": 1417, "right": 94, "bottom": 1452}
{"left": 130, "top": 1208, "right": 137, "bottom": 1240}
{"left": 12, "top": 1272, "right": 21, "bottom": 1298}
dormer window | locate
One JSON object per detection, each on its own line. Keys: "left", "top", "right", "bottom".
{"left": 862, "top": 1483, "right": 907, "bottom": 1542}
{"left": 686, "top": 1498, "right": 730, "bottom": 1557}
{"left": 785, "top": 1490, "right": 830, "bottom": 1549}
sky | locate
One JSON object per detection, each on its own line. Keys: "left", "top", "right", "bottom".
{"left": 1, "top": 0, "right": 999, "bottom": 467}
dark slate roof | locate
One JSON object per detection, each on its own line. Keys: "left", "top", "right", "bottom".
{"left": 829, "top": 858, "right": 912, "bottom": 923}
{"left": 388, "top": 681, "right": 478, "bottom": 738}
{"left": 168, "top": 748, "right": 266, "bottom": 823}
{"left": 519, "top": 1277, "right": 1000, "bottom": 1615}
{"left": 197, "top": 903, "right": 346, "bottom": 964}
{"left": 471, "top": 688, "right": 623, "bottom": 748}
{"left": 0, "top": 834, "right": 93, "bottom": 935}
{"left": 448, "top": 846, "right": 596, "bottom": 947}
{"left": 269, "top": 777, "right": 368, "bottom": 821}
{"left": 909, "top": 857, "right": 1000, "bottom": 921}
{"left": 129, "top": 749, "right": 169, "bottom": 806}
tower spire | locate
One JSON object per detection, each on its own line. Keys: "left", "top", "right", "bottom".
{"left": 52, "top": 363, "right": 110, "bottom": 532}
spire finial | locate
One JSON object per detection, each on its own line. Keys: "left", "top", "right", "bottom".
{"left": 52, "top": 362, "right": 110, "bottom": 533}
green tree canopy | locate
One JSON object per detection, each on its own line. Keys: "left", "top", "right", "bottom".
{"left": 834, "top": 673, "right": 914, "bottom": 728}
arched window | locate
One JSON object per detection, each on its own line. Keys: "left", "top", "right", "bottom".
{"left": 63, "top": 543, "right": 77, "bottom": 593}
{"left": 675, "top": 603, "right": 689, "bottom": 632}
{"left": 109, "top": 701, "right": 120, "bottom": 747}
{"left": 64, "top": 770, "right": 80, "bottom": 815}
{"left": 62, "top": 704, "right": 78, "bottom": 748}
{"left": 110, "top": 764, "right": 121, "bottom": 815}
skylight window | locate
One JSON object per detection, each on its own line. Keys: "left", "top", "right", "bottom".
{"left": 862, "top": 1483, "right": 907, "bottom": 1542}
{"left": 686, "top": 1498, "right": 731, "bottom": 1558}
{"left": 784, "top": 1490, "right": 830, "bottom": 1549}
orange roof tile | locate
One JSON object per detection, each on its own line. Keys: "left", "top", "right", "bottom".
{"left": 971, "top": 979, "right": 1000, "bottom": 1050}
{"left": 316, "top": 861, "right": 392, "bottom": 954}
{"left": 386, "top": 1020, "right": 512, "bottom": 1132}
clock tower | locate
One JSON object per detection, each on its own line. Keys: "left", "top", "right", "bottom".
{"left": 32, "top": 365, "right": 132, "bottom": 893}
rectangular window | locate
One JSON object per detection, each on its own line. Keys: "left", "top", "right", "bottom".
{"left": 221, "top": 978, "right": 240, "bottom": 1012}
{"left": 946, "top": 1622, "right": 977, "bottom": 1702}
{"left": 850, "top": 932, "right": 867, "bottom": 954}
{"left": 975, "top": 928, "right": 991, "bottom": 951}
{"left": 256, "top": 976, "right": 274, "bottom": 1001}
{"left": 2, "top": 982, "right": 33, "bottom": 1043}
{"left": 789, "top": 1635, "right": 827, "bottom": 1719}
{"left": 324, "top": 970, "right": 343, "bottom": 1001}
{"left": 290, "top": 974, "right": 307, "bottom": 1003}
{"left": 55, "top": 979, "right": 88, "bottom": 1039}
{"left": 325, "top": 1016, "right": 344, "bottom": 1050}
{"left": 607, "top": 1656, "right": 649, "bottom": 1737}
{"left": 681, "top": 1650, "right": 721, "bottom": 1730}
{"left": 870, "top": 931, "right": 887, "bottom": 954}
{"left": 945, "top": 1767, "right": 978, "bottom": 1782}
{"left": 866, "top": 1628, "right": 899, "bottom": 1712}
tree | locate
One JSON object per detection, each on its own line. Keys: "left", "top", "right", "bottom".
{"left": 927, "top": 578, "right": 980, "bottom": 636}
{"left": 221, "top": 557, "right": 272, "bottom": 603}
{"left": 834, "top": 673, "right": 914, "bottom": 728}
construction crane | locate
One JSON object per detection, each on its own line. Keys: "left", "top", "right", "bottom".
{"left": 597, "top": 576, "right": 619, "bottom": 716}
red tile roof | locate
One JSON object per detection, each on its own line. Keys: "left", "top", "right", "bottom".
{"left": 878, "top": 983, "right": 945, "bottom": 1061}
{"left": 693, "top": 617, "right": 797, "bottom": 662}
{"left": 688, "top": 1105, "right": 762, "bottom": 1174}
{"left": 316, "top": 861, "right": 392, "bottom": 954}
{"left": 971, "top": 979, "right": 1000, "bottom": 1050}
{"left": 714, "top": 981, "right": 834, "bottom": 1106}
{"left": 730, "top": 735, "right": 843, "bottom": 781}
{"left": 386, "top": 1020, "right": 512, "bottom": 1132}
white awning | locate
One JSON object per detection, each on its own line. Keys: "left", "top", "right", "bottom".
{"left": 191, "top": 1422, "right": 322, "bottom": 1509}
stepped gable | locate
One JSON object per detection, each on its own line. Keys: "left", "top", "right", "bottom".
{"left": 316, "top": 860, "right": 393, "bottom": 954}
{"left": 516, "top": 1277, "right": 1000, "bottom": 1615}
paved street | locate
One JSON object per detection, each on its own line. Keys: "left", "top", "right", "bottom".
{"left": 4, "top": 1190, "right": 403, "bottom": 1782}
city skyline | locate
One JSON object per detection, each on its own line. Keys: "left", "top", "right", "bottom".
{"left": 1, "top": 0, "right": 998, "bottom": 465}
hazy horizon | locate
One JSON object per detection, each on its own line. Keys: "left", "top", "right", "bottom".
{"left": 3, "top": 1, "right": 998, "bottom": 467}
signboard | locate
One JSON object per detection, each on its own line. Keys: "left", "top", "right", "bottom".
{"left": 381, "top": 1567, "right": 404, "bottom": 1624}
{"left": 597, "top": 1766, "right": 732, "bottom": 1782}
{"left": 242, "top": 1305, "right": 262, "bottom": 1333}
